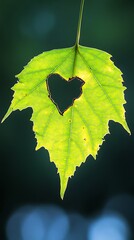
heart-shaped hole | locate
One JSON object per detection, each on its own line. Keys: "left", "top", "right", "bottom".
{"left": 46, "top": 74, "right": 85, "bottom": 115}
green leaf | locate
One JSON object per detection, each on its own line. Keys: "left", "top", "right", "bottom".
{"left": 2, "top": 45, "right": 130, "bottom": 198}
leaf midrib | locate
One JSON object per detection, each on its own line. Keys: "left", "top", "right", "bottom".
{"left": 62, "top": 45, "right": 78, "bottom": 179}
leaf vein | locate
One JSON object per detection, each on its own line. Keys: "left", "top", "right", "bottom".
{"left": 75, "top": 107, "right": 94, "bottom": 151}
{"left": 72, "top": 138, "right": 85, "bottom": 159}
{"left": 63, "top": 107, "right": 74, "bottom": 178}
{"left": 78, "top": 52, "right": 122, "bottom": 120}
{"left": 83, "top": 93, "right": 102, "bottom": 123}
{"left": 13, "top": 49, "right": 73, "bottom": 110}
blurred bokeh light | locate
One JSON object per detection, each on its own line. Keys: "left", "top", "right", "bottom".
{"left": 88, "top": 213, "right": 131, "bottom": 240}
{"left": 6, "top": 205, "right": 69, "bottom": 240}
{"left": 6, "top": 199, "right": 133, "bottom": 240}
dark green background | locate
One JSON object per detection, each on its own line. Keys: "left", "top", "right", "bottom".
{"left": 0, "top": 0, "right": 134, "bottom": 239}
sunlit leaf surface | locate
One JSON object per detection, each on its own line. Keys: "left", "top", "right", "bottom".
{"left": 3, "top": 45, "right": 130, "bottom": 198}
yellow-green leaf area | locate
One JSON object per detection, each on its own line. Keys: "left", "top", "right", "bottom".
{"left": 3, "top": 45, "right": 130, "bottom": 199}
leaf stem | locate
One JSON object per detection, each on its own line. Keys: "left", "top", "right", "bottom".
{"left": 75, "top": 0, "right": 85, "bottom": 46}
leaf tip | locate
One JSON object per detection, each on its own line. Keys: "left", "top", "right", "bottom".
{"left": 122, "top": 120, "right": 131, "bottom": 135}
{"left": 126, "top": 126, "right": 131, "bottom": 135}
{"left": 60, "top": 175, "right": 69, "bottom": 200}
{"left": 1, "top": 108, "right": 13, "bottom": 123}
